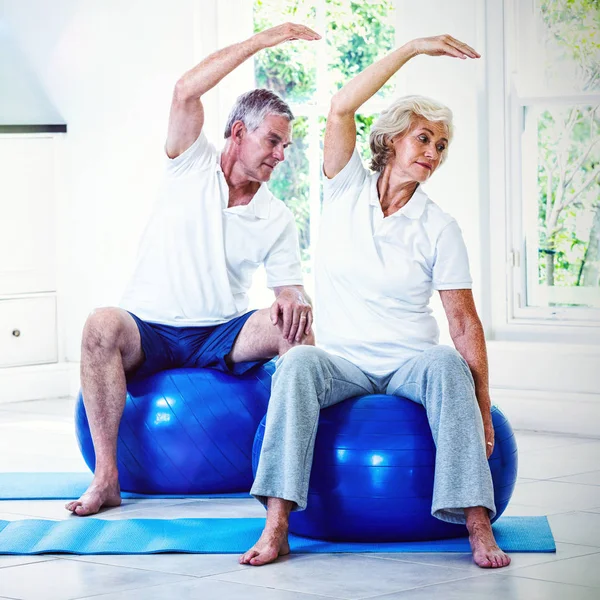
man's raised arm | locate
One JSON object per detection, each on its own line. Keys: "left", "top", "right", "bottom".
{"left": 166, "top": 23, "right": 320, "bottom": 159}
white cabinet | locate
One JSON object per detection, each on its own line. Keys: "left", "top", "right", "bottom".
{"left": 0, "top": 134, "right": 58, "bottom": 367}
{"left": 0, "top": 296, "right": 57, "bottom": 367}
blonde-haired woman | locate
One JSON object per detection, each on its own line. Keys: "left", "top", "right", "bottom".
{"left": 242, "top": 35, "right": 510, "bottom": 570}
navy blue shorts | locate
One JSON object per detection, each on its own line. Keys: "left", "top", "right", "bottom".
{"left": 128, "top": 310, "right": 264, "bottom": 378}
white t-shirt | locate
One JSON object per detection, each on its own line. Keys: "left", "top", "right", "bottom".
{"left": 120, "top": 132, "right": 303, "bottom": 326}
{"left": 315, "top": 149, "right": 472, "bottom": 376}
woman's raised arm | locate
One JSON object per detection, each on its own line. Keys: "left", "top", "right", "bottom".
{"left": 323, "top": 35, "right": 479, "bottom": 179}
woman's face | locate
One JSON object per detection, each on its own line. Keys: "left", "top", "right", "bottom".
{"left": 388, "top": 117, "right": 449, "bottom": 183}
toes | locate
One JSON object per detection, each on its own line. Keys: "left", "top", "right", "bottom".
{"left": 249, "top": 551, "right": 276, "bottom": 566}
{"left": 74, "top": 504, "right": 94, "bottom": 516}
{"left": 239, "top": 549, "right": 259, "bottom": 565}
{"left": 475, "top": 553, "right": 493, "bottom": 568}
{"left": 65, "top": 501, "right": 80, "bottom": 513}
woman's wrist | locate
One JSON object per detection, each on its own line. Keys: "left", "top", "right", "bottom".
{"left": 401, "top": 40, "right": 420, "bottom": 60}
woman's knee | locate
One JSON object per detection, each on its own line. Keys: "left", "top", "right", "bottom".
{"left": 275, "top": 345, "right": 329, "bottom": 378}
{"left": 425, "top": 345, "right": 470, "bottom": 374}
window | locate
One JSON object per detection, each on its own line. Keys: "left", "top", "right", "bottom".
{"left": 506, "top": 0, "right": 600, "bottom": 326}
{"left": 251, "top": 0, "right": 397, "bottom": 299}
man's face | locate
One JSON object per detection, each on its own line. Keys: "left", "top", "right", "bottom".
{"left": 237, "top": 114, "right": 292, "bottom": 183}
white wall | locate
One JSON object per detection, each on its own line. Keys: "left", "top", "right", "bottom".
{"left": 394, "top": 0, "right": 487, "bottom": 344}
{"left": 1, "top": 0, "right": 224, "bottom": 361}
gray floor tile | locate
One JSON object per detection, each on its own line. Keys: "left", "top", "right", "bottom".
{"left": 0, "top": 557, "right": 193, "bottom": 600}
{"left": 62, "top": 553, "right": 253, "bottom": 578}
{"left": 0, "top": 498, "right": 195, "bottom": 521}
{"left": 503, "top": 551, "right": 600, "bottom": 588}
{"left": 0, "top": 397, "right": 76, "bottom": 418}
{"left": 553, "top": 470, "right": 600, "bottom": 486}
{"left": 514, "top": 431, "right": 591, "bottom": 454}
{"left": 517, "top": 441, "right": 600, "bottom": 479}
{"left": 99, "top": 497, "right": 265, "bottom": 520}
{"left": 510, "top": 480, "right": 600, "bottom": 512}
{"left": 0, "top": 454, "right": 88, "bottom": 472}
{"left": 210, "top": 553, "right": 472, "bottom": 600}
{"left": 548, "top": 511, "right": 600, "bottom": 547}
{"left": 77, "top": 577, "right": 334, "bottom": 599}
{"left": 367, "top": 541, "right": 598, "bottom": 574}
{"left": 369, "top": 574, "right": 599, "bottom": 599}
{"left": 0, "top": 556, "right": 57, "bottom": 569}
{"left": 0, "top": 512, "right": 47, "bottom": 521}
{"left": 500, "top": 502, "right": 562, "bottom": 516}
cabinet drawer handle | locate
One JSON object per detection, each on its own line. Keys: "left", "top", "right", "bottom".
{"left": 12, "top": 329, "right": 21, "bottom": 337}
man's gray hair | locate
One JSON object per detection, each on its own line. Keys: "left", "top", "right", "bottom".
{"left": 369, "top": 95, "right": 454, "bottom": 172}
{"left": 224, "top": 89, "right": 294, "bottom": 138}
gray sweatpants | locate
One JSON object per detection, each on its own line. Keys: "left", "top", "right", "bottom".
{"left": 250, "top": 344, "right": 496, "bottom": 525}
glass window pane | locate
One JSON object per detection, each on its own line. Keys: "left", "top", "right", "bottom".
{"left": 268, "top": 116, "right": 311, "bottom": 260}
{"left": 523, "top": 104, "right": 600, "bottom": 308}
{"left": 519, "top": 1, "right": 600, "bottom": 94}
{"left": 326, "top": 0, "right": 396, "bottom": 97}
{"left": 253, "top": 1, "right": 317, "bottom": 103}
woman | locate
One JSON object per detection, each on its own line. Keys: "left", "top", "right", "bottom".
{"left": 242, "top": 34, "right": 510, "bottom": 569}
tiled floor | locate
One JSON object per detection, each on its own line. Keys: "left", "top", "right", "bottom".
{"left": 0, "top": 397, "right": 599, "bottom": 599}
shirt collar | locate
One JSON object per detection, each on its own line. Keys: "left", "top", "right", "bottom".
{"left": 217, "top": 152, "right": 271, "bottom": 220}
{"left": 369, "top": 175, "right": 428, "bottom": 220}
{"left": 249, "top": 184, "right": 271, "bottom": 219}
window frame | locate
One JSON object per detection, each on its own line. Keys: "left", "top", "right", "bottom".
{"left": 487, "top": 0, "right": 600, "bottom": 341}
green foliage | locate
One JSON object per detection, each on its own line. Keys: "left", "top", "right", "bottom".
{"left": 254, "top": 0, "right": 396, "bottom": 254}
{"left": 326, "top": 0, "right": 395, "bottom": 95}
{"left": 540, "top": 0, "right": 600, "bottom": 91}
{"left": 537, "top": 105, "right": 600, "bottom": 286}
{"left": 267, "top": 117, "right": 311, "bottom": 251}
{"left": 254, "top": 0, "right": 317, "bottom": 102}
{"left": 534, "top": 1, "right": 600, "bottom": 290}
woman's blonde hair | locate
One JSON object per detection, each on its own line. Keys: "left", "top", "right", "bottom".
{"left": 369, "top": 95, "right": 454, "bottom": 172}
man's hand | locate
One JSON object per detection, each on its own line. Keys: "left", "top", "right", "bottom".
{"left": 271, "top": 286, "right": 313, "bottom": 343}
{"left": 254, "top": 22, "right": 321, "bottom": 49}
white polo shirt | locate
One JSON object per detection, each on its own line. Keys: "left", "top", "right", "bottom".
{"left": 315, "top": 149, "right": 472, "bottom": 376}
{"left": 120, "top": 132, "right": 303, "bottom": 326}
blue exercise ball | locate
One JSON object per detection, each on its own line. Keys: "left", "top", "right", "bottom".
{"left": 252, "top": 394, "right": 518, "bottom": 542}
{"left": 76, "top": 363, "right": 273, "bottom": 494}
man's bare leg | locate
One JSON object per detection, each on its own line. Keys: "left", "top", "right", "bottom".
{"left": 65, "top": 308, "right": 144, "bottom": 516}
{"left": 465, "top": 506, "right": 511, "bottom": 568}
{"left": 227, "top": 308, "right": 315, "bottom": 364}
{"left": 239, "top": 498, "right": 293, "bottom": 566}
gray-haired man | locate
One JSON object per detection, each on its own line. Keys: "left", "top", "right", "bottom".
{"left": 66, "top": 23, "right": 320, "bottom": 517}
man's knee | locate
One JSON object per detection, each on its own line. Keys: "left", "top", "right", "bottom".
{"left": 82, "top": 308, "right": 129, "bottom": 355}
{"left": 279, "top": 328, "right": 315, "bottom": 354}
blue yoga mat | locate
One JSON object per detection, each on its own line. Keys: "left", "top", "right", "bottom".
{"left": 0, "top": 516, "right": 555, "bottom": 555}
{"left": 0, "top": 473, "right": 249, "bottom": 500}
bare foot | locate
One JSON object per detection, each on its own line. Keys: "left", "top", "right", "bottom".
{"left": 239, "top": 525, "right": 290, "bottom": 566}
{"left": 468, "top": 520, "right": 511, "bottom": 568}
{"left": 65, "top": 477, "right": 121, "bottom": 516}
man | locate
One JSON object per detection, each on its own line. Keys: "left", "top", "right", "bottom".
{"left": 66, "top": 22, "right": 320, "bottom": 517}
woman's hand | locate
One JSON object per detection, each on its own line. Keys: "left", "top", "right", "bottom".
{"left": 407, "top": 35, "right": 480, "bottom": 60}
{"left": 254, "top": 22, "right": 321, "bottom": 49}
{"left": 483, "top": 413, "right": 495, "bottom": 459}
